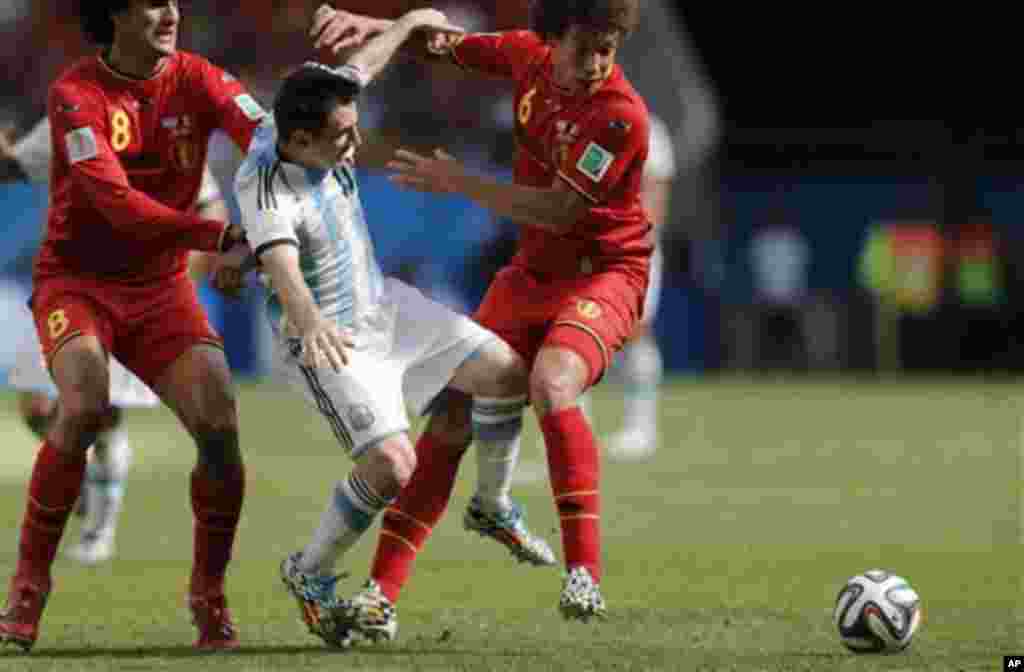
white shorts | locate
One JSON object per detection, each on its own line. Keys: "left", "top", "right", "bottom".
{"left": 7, "top": 309, "right": 160, "bottom": 408}
{"left": 642, "top": 246, "right": 664, "bottom": 324}
{"left": 272, "top": 278, "right": 496, "bottom": 459}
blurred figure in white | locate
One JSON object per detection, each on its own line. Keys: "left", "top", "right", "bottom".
{"left": 602, "top": 115, "right": 676, "bottom": 460}
{"left": 0, "top": 118, "right": 228, "bottom": 564}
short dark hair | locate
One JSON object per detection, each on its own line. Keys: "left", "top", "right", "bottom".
{"left": 273, "top": 66, "right": 361, "bottom": 143}
{"left": 530, "top": 0, "right": 640, "bottom": 41}
{"left": 78, "top": 0, "right": 133, "bottom": 45}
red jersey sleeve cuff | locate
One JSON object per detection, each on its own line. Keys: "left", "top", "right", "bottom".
{"left": 197, "top": 220, "right": 230, "bottom": 253}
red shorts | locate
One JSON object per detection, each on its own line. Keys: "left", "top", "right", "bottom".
{"left": 475, "top": 265, "right": 645, "bottom": 387}
{"left": 31, "top": 273, "right": 222, "bottom": 389}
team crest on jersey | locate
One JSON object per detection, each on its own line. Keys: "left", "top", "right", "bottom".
{"left": 167, "top": 115, "right": 197, "bottom": 171}
{"left": 554, "top": 121, "right": 581, "bottom": 167}
{"left": 576, "top": 299, "right": 602, "bottom": 320}
{"left": 346, "top": 404, "right": 375, "bottom": 432}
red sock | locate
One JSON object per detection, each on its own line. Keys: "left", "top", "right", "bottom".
{"left": 190, "top": 464, "right": 245, "bottom": 596}
{"left": 371, "top": 433, "right": 464, "bottom": 603}
{"left": 541, "top": 407, "right": 602, "bottom": 582}
{"left": 16, "top": 441, "right": 87, "bottom": 587}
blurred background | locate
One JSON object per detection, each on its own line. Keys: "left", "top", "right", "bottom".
{"left": 0, "top": 0, "right": 1020, "bottom": 378}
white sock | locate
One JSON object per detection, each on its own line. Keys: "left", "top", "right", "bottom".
{"left": 299, "top": 472, "right": 389, "bottom": 576}
{"left": 577, "top": 391, "right": 592, "bottom": 424}
{"left": 472, "top": 395, "right": 527, "bottom": 515}
{"left": 83, "top": 428, "right": 132, "bottom": 540}
{"left": 620, "top": 335, "right": 663, "bottom": 433}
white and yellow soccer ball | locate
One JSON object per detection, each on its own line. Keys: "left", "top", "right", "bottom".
{"left": 833, "top": 570, "right": 921, "bottom": 653}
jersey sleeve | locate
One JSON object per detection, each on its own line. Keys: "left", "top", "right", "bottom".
{"left": 450, "top": 30, "right": 544, "bottom": 81}
{"left": 557, "top": 100, "right": 650, "bottom": 204}
{"left": 49, "top": 82, "right": 228, "bottom": 252}
{"left": 13, "top": 117, "right": 53, "bottom": 184}
{"left": 234, "top": 161, "right": 299, "bottom": 258}
{"left": 192, "top": 56, "right": 266, "bottom": 153}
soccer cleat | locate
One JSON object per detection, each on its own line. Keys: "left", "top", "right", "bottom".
{"left": 188, "top": 592, "right": 239, "bottom": 650}
{"left": 0, "top": 579, "right": 50, "bottom": 652}
{"left": 559, "top": 566, "right": 607, "bottom": 622}
{"left": 464, "top": 496, "right": 556, "bottom": 567}
{"left": 279, "top": 552, "right": 345, "bottom": 644}
{"left": 327, "top": 579, "right": 397, "bottom": 646}
{"left": 65, "top": 530, "right": 115, "bottom": 565}
{"left": 605, "top": 427, "right": 657, "bottom": 461}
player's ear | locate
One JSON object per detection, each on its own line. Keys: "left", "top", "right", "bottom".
{"left": 290, "top": 129, "right": 314, "bottom": 151}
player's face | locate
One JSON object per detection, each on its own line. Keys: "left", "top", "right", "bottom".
{"left": 549, "top": 26, "right": 621, "bottom": 94}
{"left": 112, "top": 0, "right": 180, "bottom": 58}
{"left": 306, "top": 102, "right": 361, "bottom": 169}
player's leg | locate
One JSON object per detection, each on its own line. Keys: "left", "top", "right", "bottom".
{"left": 67, "top": 405, "right": 132, "bottom": 565}
{"left": 534, "top": 289, "right": 637, "bottom": 622}
{"left": 1, "top": 321, "right": 114, "bottom": 651}
{"left": 69, "top": 359, "right": 156, "bottom": 564}
{"left": 447, "top": 338, "right": 555, "bottom": 566}
{"left": 284, "top": 430, "right": 414, "bottom": 647}
{"left": 349, "top": 393, "right": 472, "bottom": 644}
{"left": 368, "top": 391, "right": 471, "bottom": 595}
{"left": 606, "top": 321, "right": 663, "bottom": 460}
{"left": 531, "top": 338, "right": 607, "bottom": 621}
{"left": 150, "top": 343, "right": 242, "bottom": 650}
{"left": 127, "top": 279, "right": 241, "bottom": 650}
{"left": 607, "top": 248, "right": 663, "bottom": 460}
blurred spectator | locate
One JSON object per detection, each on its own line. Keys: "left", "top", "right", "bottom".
{"left": 749, "top": 208, "right": 810, "bottom": 370}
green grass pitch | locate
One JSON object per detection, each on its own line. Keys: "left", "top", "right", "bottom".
{"left": 0, "top": 378, "right": 1019, "bottom": 671}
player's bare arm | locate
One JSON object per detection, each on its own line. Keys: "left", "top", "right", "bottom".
{"left": 259, "top": 244, "right": 354, "bottom": 373}
{"left": 339, "top": 9, "right": 462, "bottom": 83}
{"left": 388, "top": 148, "right": 590, "bottom": 234}
{"left": 311, "top": 4, "right": 393, "bottom": 54}
{"left": 311, "top": 4, "right": 461, "bottom": 61}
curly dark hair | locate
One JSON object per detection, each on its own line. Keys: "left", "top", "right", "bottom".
{"left": 530, "top": 0, "right": 640, "bottom": 41}
{"left": 78, "top": 0, "right": 133, "bottom": 45}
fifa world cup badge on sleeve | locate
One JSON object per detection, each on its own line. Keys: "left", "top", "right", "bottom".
{"left": 65, "top": 127, "right": 99, "bottom": 164}
{"left": 577, "top": 142, "right": 614, "bottom": 183}
{"left": 234, "top": 94, "right": 266, "bottom": 121}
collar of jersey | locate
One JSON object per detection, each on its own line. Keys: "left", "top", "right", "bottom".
{"left": 98, "top": 51, "right": 172, "bottom": 82}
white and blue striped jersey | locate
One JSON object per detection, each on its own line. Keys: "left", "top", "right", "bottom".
{"left": 235, "top": 121, "right": 387, "bottom": 342}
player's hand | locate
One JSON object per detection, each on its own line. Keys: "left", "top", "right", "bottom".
{"left": 300, "top": 320, "right": 355, "bottom": 373}
{"left": 387, "top": 148, "right": 464, "bottom": 195}
{"left": 0, "top": 125, "right": 16, "bottom": 161}
{"left": 311, "top": 4, "right": 382, "bottom": 54}
{"left": 210, "top": 241, "right": 252, "bottom": 299}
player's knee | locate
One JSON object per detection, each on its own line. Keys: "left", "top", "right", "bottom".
{"left": 19, "top": 392, "right": 57, "bottom": 439}
{"left": 529, "top": 361, "right": 584, "bottom": 411}
{"left": 60, "top": 393, "right": 112, "bottom": 434}
{"left": 362, "top": 437, "right": 416, "bottom": 498}
{"left": 483, "top": 346, "right": 529, "bottom": 397}
{"left": 193, "top": 404, "right": 241, "bottom": 473}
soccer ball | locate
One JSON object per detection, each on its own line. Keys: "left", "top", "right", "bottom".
{"left": 833, "top": 569, "right": 921, "bottom": 653}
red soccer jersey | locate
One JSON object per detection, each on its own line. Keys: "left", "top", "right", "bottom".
{"left": 36, "top": 51, "right": 264, "bottom": 284}
{"left": 451, "top": 31, "right": 652, "bottom": 279}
